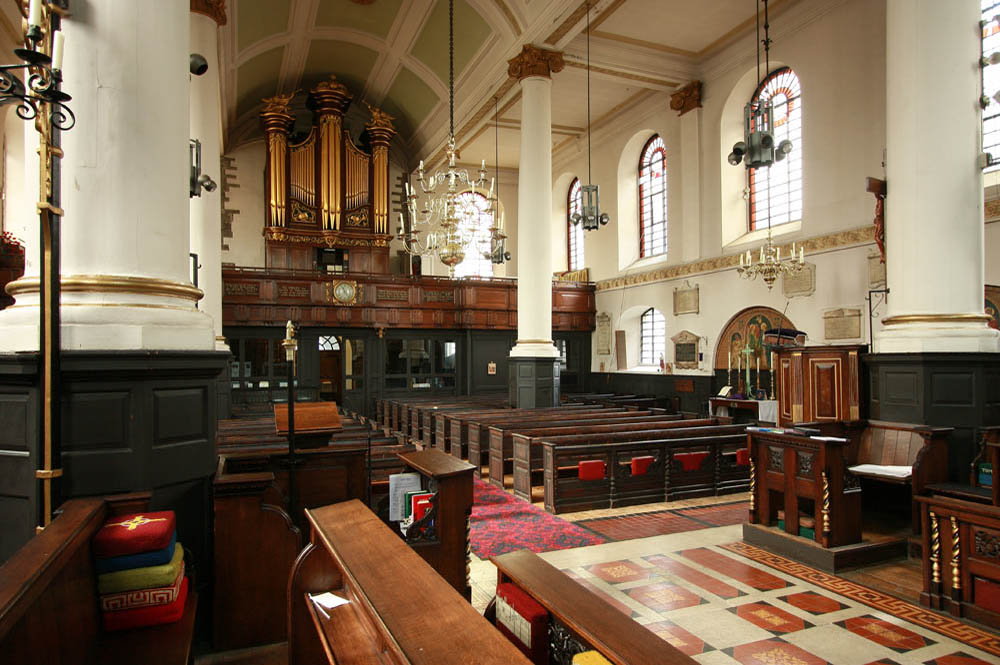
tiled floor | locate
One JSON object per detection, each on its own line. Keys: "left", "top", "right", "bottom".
{"left": 536, "top": 525, "right": 998, "bottom": 665}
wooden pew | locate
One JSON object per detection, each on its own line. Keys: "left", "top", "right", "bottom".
{"left": 442, "top": 404, "right": 598, "bottom": 459}
{"left": 400, "top": 396, "right": 505, "bottom": 441}
{"left": 484, "top": 412, "right": 689, "bottom": 489}
{"left": 541, "top": 431, "right": 749, "bottom": 513}
{"left": 508, "top": 417, "right": 731, "bottom": 501}
{"left": 0, "top": 493, "right": 197, "bottom": 665}
{"left": 288, "top": 500, "right": 531, "bottom": 665}
{"left": 489, "top": 549, "right": 695, "bottom": 665}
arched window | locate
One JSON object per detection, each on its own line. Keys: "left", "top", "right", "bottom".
{"left": 453, "top": 191, "right": 494, "bottom": 278}
{"left": 639, "top": 308, "right": 665, "bottom": 366}
{"left": 638, "top": 135, "right": 667, "bottom": 258}
{"left": 983, "top": 3, "right": 1000, "bottom": 169}
{"left": 748, "top": 67, "right": 802, "bottom": 230}
{"left": 567, "top": 178, "right": 584, "bottom": 270}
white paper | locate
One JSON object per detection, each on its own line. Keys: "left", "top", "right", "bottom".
{"left": 388, "top": 472, "right": 422, "bottom": 521}
{"left": 310, "top": 591, "right": 350, "bottom": 611}
{"left": 848, "top": 463, "right": 912, "bottom": 479}
{"left": 811, "top": 436, "right": 848, "bottom": 443}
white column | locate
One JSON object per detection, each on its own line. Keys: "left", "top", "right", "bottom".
{"left": 880, "top": 0, "right": 999, "bottom": 352}
{"left": 508, "top": 46, "right": 563, "bottom": 359}
{"left": 0, "top": 0, "right": 215, "bottom": 351}
{"left": 190, "top": 11, "right": 228, "bottom": 352}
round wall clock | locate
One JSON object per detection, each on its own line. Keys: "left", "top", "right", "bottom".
{"left": 333, "top": 281, "right": 356, "bottom": 304}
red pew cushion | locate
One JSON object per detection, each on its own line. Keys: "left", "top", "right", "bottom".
{"left": 495, "top": 582, "right": 548, "bottom": 664}
{"left": 631, "top": 455, "right": 655, "bottom": 476}
{"left": 578, "top": 460, "right": 606, "bottom": 481}
{"left": 93, "top": 511, "right": 177, "bottom": 559}
{"left": 675, "top": 451, "right": 708, "bottom": 472}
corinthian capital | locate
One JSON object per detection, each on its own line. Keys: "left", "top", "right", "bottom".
{"left": 507, "top": 45, "right": 565, "bottom": 81}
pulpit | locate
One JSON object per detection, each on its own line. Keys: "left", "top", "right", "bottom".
{"left": 774, "top": 344, "right": 864, "bottom": 426}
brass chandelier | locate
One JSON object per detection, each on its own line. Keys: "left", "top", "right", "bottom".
{"left": 730, "top": 0, "right": 801, "bottom": 290}
{"left": 397, "top": 0, "right": 494, "bottom": 277}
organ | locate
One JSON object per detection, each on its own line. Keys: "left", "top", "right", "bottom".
{"left": 260, "top": 75, "right": 395, "bottom": 274}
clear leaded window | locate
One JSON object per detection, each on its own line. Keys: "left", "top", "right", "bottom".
{"left": 640, "top": 308, "right": 665, "bottom": 366}
{"left": 638, "top": 135, "right": 667, "bottom": 257}
{"left": 984, "top": 1, "right": 1000, "bottom": 170}
{"left": 748, "top": 67, "right": 802, "bottom": 230}
{"left": 453, "top": 191, "right": 494, "bottom": 279}
{"left": 567, "top": 178, "right": 584, "bottom": 270}
{"left": 318, "top": 335, "right": 340, "bottom": 351}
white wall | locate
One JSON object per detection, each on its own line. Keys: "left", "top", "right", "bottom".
{"left": 547, "top": 0, "right": 890, "bottom": 373}
{"left": 222, "top": 140, "right": 266, "bottom": 268}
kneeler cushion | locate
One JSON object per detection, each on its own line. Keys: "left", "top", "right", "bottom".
{"left": 631, "top": 455, "right": 655, "bottom": 476}
{"left": 102, "top": 576, "right": 189, "bottom": 632}
{"left": 675, "top": 451, "right": 708, "bottom": 472}
{"left": 578, "top": 460, "right": 606, "bottom": 481}
{"left": 736, "top": 448, "right": 750, "bottom": 466}
{"left": 101, "top": 561, "right": 185, "bottom": 612}
{"left": 573, "top": 652, "right": 612, "bottom": 665}
{"left": 495, "top": 582, "right": 548, "bottom": 664}
{"left": 93, "top": 511, "right": 176, "bottom": 558}
{"left": 98, "top": 542, "right": 184, "bottom": 595}
{"left": 95, "top": 531, "right": 176, "bottom": 574}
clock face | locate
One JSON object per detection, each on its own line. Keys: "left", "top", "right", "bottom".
{"left": 334, "top": 281, "right": 355, "bottom": 303}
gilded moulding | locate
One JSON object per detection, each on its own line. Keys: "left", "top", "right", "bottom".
{"left": 6, "top": 274, "right": 204, "bottom": 301}
{"left": 595, "top": 226, "right": 876, "bottom": 292}
{"left": 881, "top": 313, "right": 992, "bottom": 326}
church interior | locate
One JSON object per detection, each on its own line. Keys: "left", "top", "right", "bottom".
{"left": 1, "top": 0, "right": 1000, "bottom": 664}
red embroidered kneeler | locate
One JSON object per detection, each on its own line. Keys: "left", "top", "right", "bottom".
{"left": 577, "top": 460, "right": 606, "bottom": 481}
{"left": 630, "top": 455, "right": 655, "bottom": 476}
{"left": 93, "top": 511, "right": 176, "bottom": 558}
{"left": 495, "top": 582, "right": 548, "bottom": 664}
{"left": 675, "top": 451, "right": 708, "bottom": 472}
{"left": 102, "top": 576, "right": 189, "bottom": 631}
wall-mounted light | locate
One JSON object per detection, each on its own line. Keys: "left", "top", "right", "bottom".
{"left": 189, "top": 138, "right": 217, "bottom": 197}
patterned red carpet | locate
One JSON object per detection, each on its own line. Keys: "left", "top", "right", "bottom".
{"left": 577, "top": 501, "right": 749, "bottom": 541}
{"left": 469, "top": 478, "right": 606, "bottom": 558}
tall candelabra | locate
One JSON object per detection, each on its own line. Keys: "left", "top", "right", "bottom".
{"left": 4, "top": 0, "right": 75, "bottom": 531}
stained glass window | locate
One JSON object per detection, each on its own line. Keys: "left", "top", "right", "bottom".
{"left": 748, "top": 67, "right": 802, "bottom": 230}
{"left": 638, "top": 135, "right": 667, "bottom": 257}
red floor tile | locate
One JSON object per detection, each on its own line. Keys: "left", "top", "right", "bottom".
{"left": 625, "top": 581, "right": 704, "bottom": 612}
{"left": 680, "top": 548, "right": 790, "bottom": 591}
{"left": 923, "top": 653, "right": 998, "bottom": 665}
{"left": 725, "top": 638, "right": 830, "bottom": 665}
{"left": 674, "top": 501, "right": 750, "bottom": 526}
{"left": 645, "top": 554, "right": 745, "bottom": 599}
{"left": 837, "top": 616, "right": 935, "bottom": 653}
{"left": 779, "top": 591, "right": 848, "bottom": 615}
{"left": 643, "top": 620, "right": 712, "bottom": 656}
{"left": 732, "top": 601, "right": 812, "bottom": 634}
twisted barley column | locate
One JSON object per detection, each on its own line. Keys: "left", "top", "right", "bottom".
{"left": 821, "top": 470, "right": 831, "bottom": 535}
{"left": 951, "top": 516, "right": 961, "bottom": 592}
{"left": 929, "top": 510, "right": 941, "bottom": 584}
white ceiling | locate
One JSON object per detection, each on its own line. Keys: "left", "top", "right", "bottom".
{"left": 219, "top": 0, "right": 800, "bottom": 168}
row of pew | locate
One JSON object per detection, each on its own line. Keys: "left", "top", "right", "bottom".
{"left": 376, "top": 394, "right": 751, "bottom": 513}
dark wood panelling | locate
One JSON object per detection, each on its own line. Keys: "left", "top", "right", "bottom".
{"left": 930, "top": 371, "right": 975, "bottom": 407}
{"left": 153, "top": 388, "right": 207, "bottom": 445}
{"left": 62, "top": 391, "right": 130, "bottom": 450}
{"left": 0, "top": 394, "right": 28, "bottom": 450}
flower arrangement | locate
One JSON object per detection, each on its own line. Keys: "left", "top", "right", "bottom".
{"left": 0, "top": 230, "right": 25, "bottom": 255}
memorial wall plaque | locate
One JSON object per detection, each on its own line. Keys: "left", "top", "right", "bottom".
{"left": 596, "top": 313, "right": 612, "bottom": 355}
{"left": 782, "top": 262, "right": 816, "bottom": 298}
{"left": 671, "top": 330, "right": 700, "bottom": 370}
{"left": 377, "top": 288, "right": 408, "bottom": 301}
{"left": 673, "top": 282, "right": 699, "bottom": 315}
{"left": 823, "top": 307, "right": 862, "bottom": 340}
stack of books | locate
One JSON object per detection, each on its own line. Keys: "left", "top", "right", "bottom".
{"left": 92, "top": 510, "right": 188, "bottom": 631}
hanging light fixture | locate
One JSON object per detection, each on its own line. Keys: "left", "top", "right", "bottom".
{"left": 484, "top": 95, "right": 510, "bottom": 264}
{"left": 570, "top": 2, "right": 610, "bottom": 231}
{"left": 398, "top": 0, "right": 491, "bottom": 277}
{"left": 731, "top": 0, "right": 802, "bottom": 290}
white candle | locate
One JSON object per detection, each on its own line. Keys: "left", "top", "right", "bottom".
{"left": 799, "top": 246, "right": 804, "bottom": 263}
{"left": 28, "top": 0, "right": 41, "bottom": 27}
{"left": 481, "top": 159, "right": 486, "bottom": 170}
{"left": 727, "top": 349, "right": 731, "bottom": 372}
{"left": 488, "top": 177, "right": 494, "bottom": 199}
{"left": 51, "top": 31, "right": 64, "bottom": 71}
{"left": 418, "top": 159, "right": 424, "bottom": 171}
{"left": 739, "top": 252, "right": 744, "bottom": 267}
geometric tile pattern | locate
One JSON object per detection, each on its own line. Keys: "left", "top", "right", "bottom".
{"left": 837, "top": 615, "right": 935, "bottom": 653}
{"left": 721, "top": 541, "right": 1000, "bottom": 658}
{"left": 545, "top": 528, "right": 999, "bottom": 665}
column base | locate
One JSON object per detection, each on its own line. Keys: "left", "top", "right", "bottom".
{"left": 863, "top": 352, "right": 1000, "bottom": 481}
{"left": 878, "top": 317, "right": 1000, "bottom": 353}
{"left": 0, "top": 350, "right": 228, "bottom": 566}
{"left": 508, "top": 356, "right": 560, "bottom": 408}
